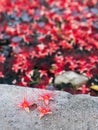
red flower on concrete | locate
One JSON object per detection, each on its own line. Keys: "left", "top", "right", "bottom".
{"left": 18, "top": 97, "right": 32, "bottom": 113}
{"left": 38, "top": 106, "right": 52, "bottom": 119}
{"left": 38, "top": 93, "right": 54, "bottom": 105}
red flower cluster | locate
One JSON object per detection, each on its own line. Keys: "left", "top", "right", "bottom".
{"left": 0, "top": 0, "right": 98, "bottom": 95}
{"left": 18, "top": 93, "right": 54, "bottom": 119}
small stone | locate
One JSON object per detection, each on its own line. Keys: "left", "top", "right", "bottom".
{"left": 11, "top": 36, "right": 22, "bottom": 42}
{"left": 46, "top": 85, "right": 56, "bottom": 90}
{"left": 91, "top": 8, "right": 98, "bottom": 15}
{"left": 54, "top": 71, "right": 88, "bottom": 87}
{"left": 21, "top": 12, "right": 31, "bottom": 22}
{"left": 60, "top": 128, "right": 63, "bottom": 130}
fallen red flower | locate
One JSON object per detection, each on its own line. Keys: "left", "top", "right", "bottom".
{"left": 38, "top": 106, "right": 52, "bottom": 119}
{"left": 18, "top": 97, "right": 32, "bottom": 113}
{"left": 38, "top": 93, "right": 54, "bottom": 105}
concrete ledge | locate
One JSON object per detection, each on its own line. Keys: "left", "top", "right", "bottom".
{"left": 0, "top": 84, "right": 98, "bottom": 130}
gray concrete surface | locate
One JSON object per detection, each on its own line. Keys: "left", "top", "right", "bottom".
{"left": 0, "top": 84, "right": 98, "bottom": 130}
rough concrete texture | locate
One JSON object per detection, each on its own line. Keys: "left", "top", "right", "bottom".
{"left": 0, "top": 84, "right": 98, "bottom": 130}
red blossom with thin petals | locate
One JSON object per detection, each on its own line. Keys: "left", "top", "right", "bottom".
{"left": 78, "top": 85, "right": 90, "bottom": 94}
{"left": 18, "top": 98, "right": 31, "bottom": 111}
{"left": 38, "top": 106, "right": 52, "bottom": 119}
{"left": 38, "top": 93, "right": 54, "bottom": 105}
{"left": 0, "top": 0, "right": 98, "bottom": 96}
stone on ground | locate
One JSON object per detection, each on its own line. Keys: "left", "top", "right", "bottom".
{"left": 54, "top": 71, "right": 88, "bottom": 87}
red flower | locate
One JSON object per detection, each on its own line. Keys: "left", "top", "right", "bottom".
{"left": 38, "top": 93, "right": 54, "bottom": 105}
{"left": 21, "top": 75, "right": 32, "bottom": 86}
{"left": 50, "top": 63, "right": 64, "bottom": 75}
{"left": 0, "top": 71, "right": 4, "bottom": 78}
{"left": 77, "top": 85, "right": 90, "bottom": 94}
{"left": 0, "top": 55, "right": 6, "bottom": 63}
{"left": 38, "top": 106, "right": 52, "bottom": 119}
{"left": 59, "top": 41, "right": 72, "bottom": 49}
{"left": 18, "top": 98, "right": 31, "bottom": 113}
{"left": 12, "top": 52, "right": 32, "bottom": 73}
